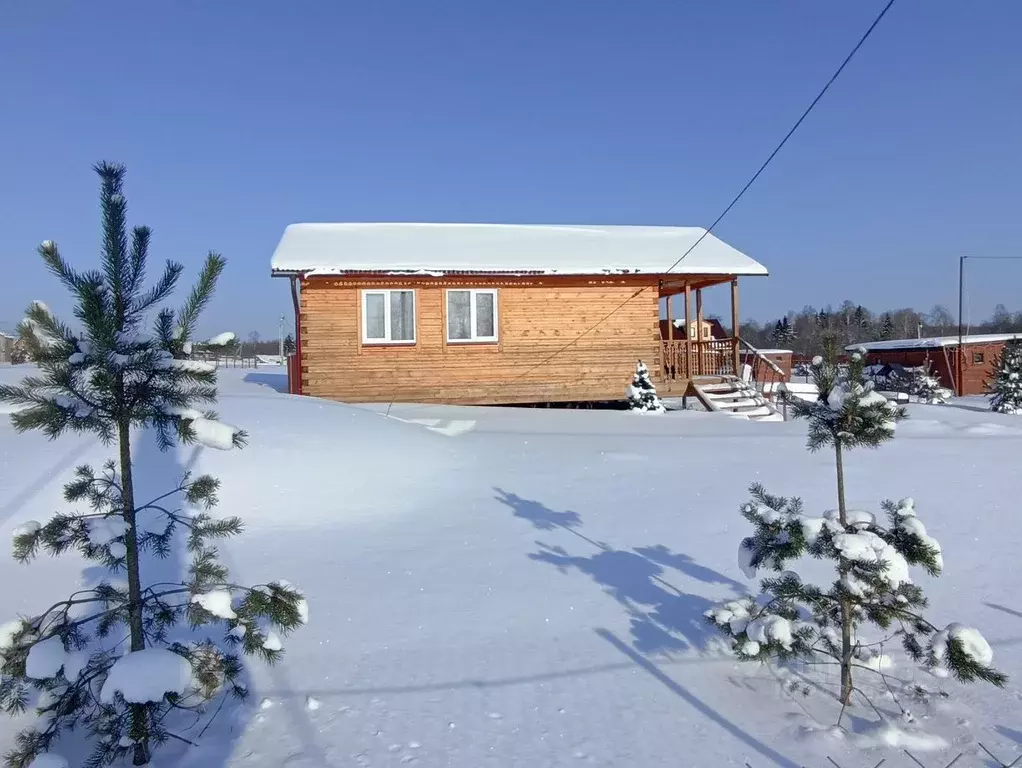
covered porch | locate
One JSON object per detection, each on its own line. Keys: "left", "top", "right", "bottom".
{"left": 655, "top": 275, "right": 742, "bottom": 388}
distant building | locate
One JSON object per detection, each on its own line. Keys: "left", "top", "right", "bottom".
{"left": 849, "top": 333, "right": 1020, "bottom": 396}
{"left": 0, "top": 332, "right": 15, "bottom": 364}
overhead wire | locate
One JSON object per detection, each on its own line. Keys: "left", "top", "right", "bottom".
{"left": 495, "top": 0, "right": 898, "bottom": 391}
{"left": 383, "top": 0, "right": 898, "bottom": 414}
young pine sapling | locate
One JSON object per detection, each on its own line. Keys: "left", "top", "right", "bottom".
{"left": 0, "top": 163, "right": 307, "bottom": 768}
{"left": 705, "top": 346, "right": 1005, "bottom": 724}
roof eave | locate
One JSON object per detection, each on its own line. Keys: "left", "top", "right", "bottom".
{"left": 271, "top": 267, "right": 769, "bottom": 278}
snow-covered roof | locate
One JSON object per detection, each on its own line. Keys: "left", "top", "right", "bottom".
{"left": 269, "top": 223, "right": 768, "bottom": 278}
{"left": 848, "top": 333, "right": 1021, "bottom": 351}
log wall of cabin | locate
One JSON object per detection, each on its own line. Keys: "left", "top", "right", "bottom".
{"left": 298, "top": 274, "right": 662, "bottom": 404}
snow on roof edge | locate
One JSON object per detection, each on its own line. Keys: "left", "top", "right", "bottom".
{"left": 848, "top": 333, "right": 1022, "bottom": 351}
{"left": 269, "top": 222, "right": 769, "bottom": 278}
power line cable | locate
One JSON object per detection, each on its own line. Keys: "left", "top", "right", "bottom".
{"left": 499, "top": 0, "right": 898, "bottom": 389}
{"left": 383, "top": 0, "right": 897, "bottom": 414}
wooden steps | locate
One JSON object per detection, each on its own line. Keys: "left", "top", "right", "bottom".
{"left": 690, "top": 376, "right": 785, "bottom": 423}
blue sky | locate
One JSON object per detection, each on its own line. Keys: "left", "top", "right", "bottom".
{"left": 2, "top": 1, "right": 1020, "bottom": 338}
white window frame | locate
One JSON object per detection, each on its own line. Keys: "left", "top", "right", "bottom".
{"left": 446, "top": 288, "right": 499, "bottom": 344}
{"left": 361, "top": 289, "right": 416, "bottom": 345}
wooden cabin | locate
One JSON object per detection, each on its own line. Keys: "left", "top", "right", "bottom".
{"left": 270, "top": 223, "right": 769, "bottom": 404}
{"left": 850, "top": 333, "right": 1020, "bottom": 397}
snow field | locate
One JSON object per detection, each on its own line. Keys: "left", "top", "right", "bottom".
{"left": 0, "top": 366, "right": 1020, "bottom": 767}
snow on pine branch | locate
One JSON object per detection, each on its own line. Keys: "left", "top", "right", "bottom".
{"left": 189, "top": 416, "right": 243, "bottom": 450}
{"left": 158, "top": 404, "right": 244, "bottom": 450}
{"left": 99, "top": 648, "right": 192, "bottom": 705}
{"left": 205, "top": 332, "right": 236, "bottom": 346}
{"left": 190, "top": 589, "right": 237, "bottom": 620}
{"left": 930, "top": 623, "right": 997, "bottom": 681}
{"left": 154, "top": 355, "right": 216, "bottom": 374}
{"left": 161, "top": 405, "right": 205, "bottom": 421}
{"left": 19, "top": 301, "right": 61, "bottom": 349}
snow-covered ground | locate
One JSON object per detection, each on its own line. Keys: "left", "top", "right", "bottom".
{"left": 1, "top": 365, "right": 1020, "bottom": 767}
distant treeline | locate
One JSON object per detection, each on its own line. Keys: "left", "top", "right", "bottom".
{"left": 737, "top": 302, "right": 1022, "bottom": 357}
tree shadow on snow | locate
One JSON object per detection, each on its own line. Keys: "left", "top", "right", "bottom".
{"left": 492, "top": 489, "right": 802, "bottom": 768}
{"left": 494, "top": 488, "right": 584, "bottom": 532}
{"left": 493, "top": 488, "right": 746, "bottom": 655}
{"left": 243, "top": 371, "right": 288, "bottom": 393}
{"left": 0, "top": 437, "right": 97, "bottom": 527}
{"left": 996, "top": 724, "right": 1022, "bottom": 745}
{"left": 596, "top": 628, "right": 803, "bottom": 768}
{"left": 985, "top": 602, "right": 1022, "bottom": 620}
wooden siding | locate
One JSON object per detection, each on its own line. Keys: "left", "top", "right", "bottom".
{"left": 298, "top": 274, "right": 662, "bottom": 404}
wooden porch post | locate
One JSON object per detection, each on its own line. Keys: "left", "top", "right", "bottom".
{"left": 666, "top": 294, "right": 674, "bottom": 382}
{"left": 731, "top": 278, "right": 740, "bottom": 375}
{"left": 695, "top": 287, "right": 704, "bottom": 376}
{"left": 684, "top": 284, "right": 692, "bottom": 380}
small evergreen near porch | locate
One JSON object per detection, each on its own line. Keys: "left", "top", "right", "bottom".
{"left": 627, "top": 360, "right": 665, "bottom": 413}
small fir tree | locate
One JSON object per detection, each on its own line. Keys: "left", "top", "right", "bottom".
{"left": 878, "top": 313, "right": 894, "bottom": 341}
{"left": 706, "top": 345, "right": 1005, "bottom": 722}
{"left": 782, "top": 317, "right": 796, "bottom": 345}
{"left": 626, "top": 360, "right": 664, "bottom": 413}
{"left": 904, "top": 360, "right": 951, "bottom": 404}
{"left": 283, "top": 333, "right": 296, "bottom": 357}
{"left": 0, "top": 164, "right": 307, "bottom": 767}
{"left": 985, "top": 338, "right": 1022, "bottom": 415}
{"left": 770, "top": 318, "right": 795, "bottom": 348}
{"left": 853, "top": 305, "right": 869, "bottom": 334}
{"left": 771, "top": 320, "right": 785, "bottom": 347}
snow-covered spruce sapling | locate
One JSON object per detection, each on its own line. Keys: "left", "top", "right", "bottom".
{"left": 626, "top": 360, "right": 664, "bottom": 412}
{"left": 0, "top": 163, "right": 306, "bottom": 768}
{"left": 985, "top": 337, "right": 1022, "bottom": 415}
{"left": 903, "top": 360, "right": 951, "bottom": 405}
{"left": 705, "top": 347, "right": 1006, "bottom": 720}
{"left": 872, "top": 359, "right": 951, "bottom": 405}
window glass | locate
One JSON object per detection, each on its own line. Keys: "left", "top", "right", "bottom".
{"left": 390, "top": 290, "right": 415, "bottom": 341}
{"left": 365, "top": 293, "right": 386, "bottom": 340}
{"left": 475, "top": 292, "right": 495, "bottom": 338}
{"left": 448, "top": 291, "right": 472, "bottom": 340}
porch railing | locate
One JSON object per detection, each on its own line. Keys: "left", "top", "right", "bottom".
{"left": 738, "top": 338, "right": 790, "bottom": 420}
{"left": 660, "top": 338, "right": 737, "bottom": 380}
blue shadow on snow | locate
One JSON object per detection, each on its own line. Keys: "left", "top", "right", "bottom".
{"left": 493, "top": 488, "right": 746, "bottom": 655}
{"left": 243, "top": 371, "right": 288, "bottom": 393}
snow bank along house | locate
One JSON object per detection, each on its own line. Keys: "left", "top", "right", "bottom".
{"left": 269, "top": 223, "right": 775, "bottom": 405}
{"left": 849, "top": 333, "right": 1020, "bottom": 397}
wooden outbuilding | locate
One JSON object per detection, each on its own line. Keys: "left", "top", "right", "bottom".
{"left": 270, "top": 223, "right": 769, "bottom": 404}
{"left": 849, "top": 333, "right": 1020, "bottom": 396}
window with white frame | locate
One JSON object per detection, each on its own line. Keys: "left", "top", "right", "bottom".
{"left": 446, "top": 289, "right": 498, "bottom": 343}
{"left": 362, "top": 289, "right": 416, "bottom": 344}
